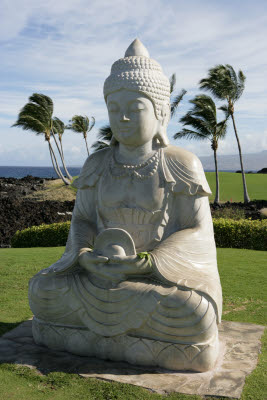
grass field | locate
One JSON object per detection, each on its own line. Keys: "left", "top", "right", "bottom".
{"left": 205, "top": 172, "right": 267, "bottom": 203}
{"left": 0, "top": 247, "right": 266, "bottom": 400}
{"left": 25, "top": 173, "right": 267, "bottom": 204}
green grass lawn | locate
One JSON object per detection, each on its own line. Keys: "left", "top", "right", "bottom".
{"left": 0, "top": 247, "right": 266, "bottom": 400}
{"left": 205, "top": 172, "right": 267, "bottom": 203}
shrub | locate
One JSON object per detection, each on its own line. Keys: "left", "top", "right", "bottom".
{"left": 11, "top": 222, "right": 70, "bottom": 248}
{"left": 213, "top": 218, "right": 267, "bottom": 251}
{"left": 11, "top": 219, "right": 267, "bottom": 251}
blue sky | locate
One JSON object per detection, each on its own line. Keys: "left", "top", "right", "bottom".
{"left": 0, "top": 0, "right": 266, "bottom": 166}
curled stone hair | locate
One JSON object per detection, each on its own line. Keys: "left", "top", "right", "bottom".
{"left": 103, "top": 39, "right": 171, "bottom": 146}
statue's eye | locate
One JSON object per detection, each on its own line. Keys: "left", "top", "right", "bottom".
{"left": 130, "top": 103, "right": 145, "bottom": 112}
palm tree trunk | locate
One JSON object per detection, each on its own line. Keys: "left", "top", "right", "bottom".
{"left": 59, "top": 137, "right": 73, "bottom": 180}
{"left": 84, "top": 135, "right": 89, "bottom": 156}
{"left": 230, "top": 113, "right": 250, "bottom": 203}
{"left": 50, "top": 128, "right": 72, "bottom": 181}
{"left": 213, "top": 149, "right": 220, "bottom": 204}
{"left": 48, "top": 143, "right": 61, "bottom": 178}
{"left": 48, "top": 141, "right": 70, "bottom": 185}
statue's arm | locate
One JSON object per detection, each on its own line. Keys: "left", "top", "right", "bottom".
{"left": 68, "top": 190, "right": 97, "bottom": 253}
{"left": 149, "top": 191, "right": 222, "bottom": 322}
{"left": 150, "top": 192, "right": 217, "bottom": 283}
{"left": 46, "top": 188, "right": 98, "bottom": 274}
{"left": 161, "top": 192, "right": 214, "bottom": 241}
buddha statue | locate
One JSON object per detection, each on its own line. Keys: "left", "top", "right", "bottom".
{"left": 29, "top": 39, "right": 222, "bottom": 372}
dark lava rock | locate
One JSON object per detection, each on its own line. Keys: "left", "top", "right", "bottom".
{"left": 0, "top": 197, "right": 74, "bottom": 247}
{"left": 0, "top": 176, "right": 75, "bottom": 247}
{"left": 0, "top": 176, "right": 46, "bottom": 199}
{"left": 210, "top": 200, "right": 267, "bottom": 221}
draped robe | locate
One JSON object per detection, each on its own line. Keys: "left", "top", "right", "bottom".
{"left": 29, "top": 145, "right": 222, "bottom": 346}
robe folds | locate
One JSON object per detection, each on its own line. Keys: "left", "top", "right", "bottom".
{"left": 29, "top": 145, "right": 222, "bottom": 342}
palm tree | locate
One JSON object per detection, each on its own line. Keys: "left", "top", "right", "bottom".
{"left": 67, "top": 115, "right": 95, "bottom": 156}
{"left": 12, "top": 93, "right": 70, "bottom": 185}
{"left": 199, "top": 64, "right": 250, "bottom": 203}
{"left": 52, "top": 117, "right": 72, "bottom": 180}
{"left": 174, "top": 94, "right": 228, "bottom": 204}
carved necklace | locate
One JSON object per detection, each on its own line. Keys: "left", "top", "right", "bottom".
{"left": 109, "top": 150, "right": 160, "bottom": 180}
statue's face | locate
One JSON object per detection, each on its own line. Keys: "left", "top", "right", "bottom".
{"left": 107, "top": 89, "right": 158, "bottom": 146}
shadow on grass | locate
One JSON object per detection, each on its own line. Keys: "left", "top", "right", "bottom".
{"left": 0, "top": 321, "right": 27, "bottom": 337}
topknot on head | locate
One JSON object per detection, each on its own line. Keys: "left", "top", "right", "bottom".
{"left": 124, "top": 38, "right": 150, "bottom": 57}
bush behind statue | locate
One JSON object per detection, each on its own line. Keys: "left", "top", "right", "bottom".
{"left": 213, "top": 218, "right": 267, "bottom": 250}
{"left": 11, "top": 219, "right": 267, "bottom": 251}
{"left": 11, "top": 222, "right": 71, "bottom": 248}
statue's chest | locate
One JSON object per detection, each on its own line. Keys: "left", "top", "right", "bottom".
{"left": 99, "top": 171, "right": 165, "bottom": 211}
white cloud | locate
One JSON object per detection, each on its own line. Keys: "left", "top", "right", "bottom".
{"left": 0, "top": 0, "right": 266, "bottom": 166}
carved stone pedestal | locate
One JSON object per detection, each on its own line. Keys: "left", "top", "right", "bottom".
{"left": 32, "top": 317, "right": 219, "bottom": 372}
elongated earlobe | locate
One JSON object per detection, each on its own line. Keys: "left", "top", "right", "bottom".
{"left": 154, "top": 104, "right": 170, "bottom": 147}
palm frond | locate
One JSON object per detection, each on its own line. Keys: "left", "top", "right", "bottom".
{"left": 188, "top": 94, "right": 217, "bottom": 126}
{"left": 174, "top": 128, "right": 211, "bottom": 141}
{"left": 29, "top": 93, "right": 53, "bottom": 117}
{"left": 12, "top": 115, "right": 46, "bottom": 134}
{"left": 175, "top": 93, "right": 228, "bottom": 145}
{"left": 216, "top": 118, "right": 228, "bottom": 139}
{"left": 171, "top": 89, "right": 187, "bottom": 118}
{"left": 218, "top": 104, "right": 230, "bottom": 118}
{"left": 89, "top": 116, "right": 95, "bottom": 131}
{"left": 97, "top": 124, "right": 113, "bottom": 141}
{"left": 199, "top": 64, "right": 246, "bottom": 104}
{"left": 67, "top": 114, "right": 95, "bottom": 135}
{"left": 17, "top": 103, "right": 48, "bottom": 126}
{"left": 91, "top": 140, "right": 110, "bottom": 151}
{"left": 91, "top": 124, "right": 112, "bottom": 151}
{"left": 180, "top": 113, "right": 213, "bottom": 137}
{"left": 169, "top": 73, "right": 176, "bottom": 94}
{"left": 53, "top": 117, "right": 65, "bottom": 135}
{"left": 236, "top": 69, "right": 246, "bottom": 101}
{"left": 13, "top": 93, "right": 54, "bottom": 134}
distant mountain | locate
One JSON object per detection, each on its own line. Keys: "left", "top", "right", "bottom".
{"left": 70, "top": 150, "right": 267, "bottom": 172}
{"left": 199, "top": 150, "right": 267, "bottom": 172}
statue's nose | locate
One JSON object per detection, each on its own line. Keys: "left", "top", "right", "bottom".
{"left": 120, "top": 114, "right": 130, "bottom": 122}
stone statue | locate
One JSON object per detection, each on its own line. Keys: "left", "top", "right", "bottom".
{"left": 29, "top": 39, "right": 222, "bottom": 372}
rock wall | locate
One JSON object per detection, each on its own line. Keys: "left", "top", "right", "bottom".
{"left": 0, "top": 176, "right": 74, "bottom": 247}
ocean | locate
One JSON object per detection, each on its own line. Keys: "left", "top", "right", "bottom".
{"left": 0, "top": 166, "right": 248, "bottom": 179}
{"left": 0, "top": 166, "right": 82, "bottom": 179}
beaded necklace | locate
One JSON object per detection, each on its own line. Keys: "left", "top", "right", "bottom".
{"left": 109, "top": 150, "right": 160, "bottom": 180}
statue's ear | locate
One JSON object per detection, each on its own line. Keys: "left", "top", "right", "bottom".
{"left": 158, "top": 103, "right": 170, "bottom": 126}
{"left": 154, "top": 103, "right": 170, "bottom": 147}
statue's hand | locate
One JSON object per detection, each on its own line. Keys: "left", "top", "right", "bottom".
{"left": 79, "top": 251, "right": 109, "bottom": 272}
{"left": 106, "top": 254, "right": 153, "bottom": 277}
{"left": 79, "top": 252, "right": 152, "bottom": 282}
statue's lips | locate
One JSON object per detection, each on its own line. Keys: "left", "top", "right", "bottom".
{"left": 118, "top": 127, "right": 132, "bottom": 133}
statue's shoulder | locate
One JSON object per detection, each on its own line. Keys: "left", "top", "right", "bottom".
{"left": 84, "top": 147, "right": 111, "bottom": 167}
{"left": 163, "top": 145, "right": 203, "bottom": 172}
{"left": 73, "top": 147, "right": 111, "bottom": 189}
{"left": 163, "top": 145, "right": 211, "bottom": 195}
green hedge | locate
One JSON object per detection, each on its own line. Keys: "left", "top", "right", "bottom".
{"left": 11, "top": 222, "right": 71, "bottom": 248}
{"left": 11, "top": 219, "right": 267, "bottom": 250}
{"left": 213, "top": 218, "right": 267, "bottom": 251}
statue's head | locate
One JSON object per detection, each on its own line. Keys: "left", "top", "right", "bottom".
{"left": 103, "top": 39, "right": 170, "bottom": 147}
